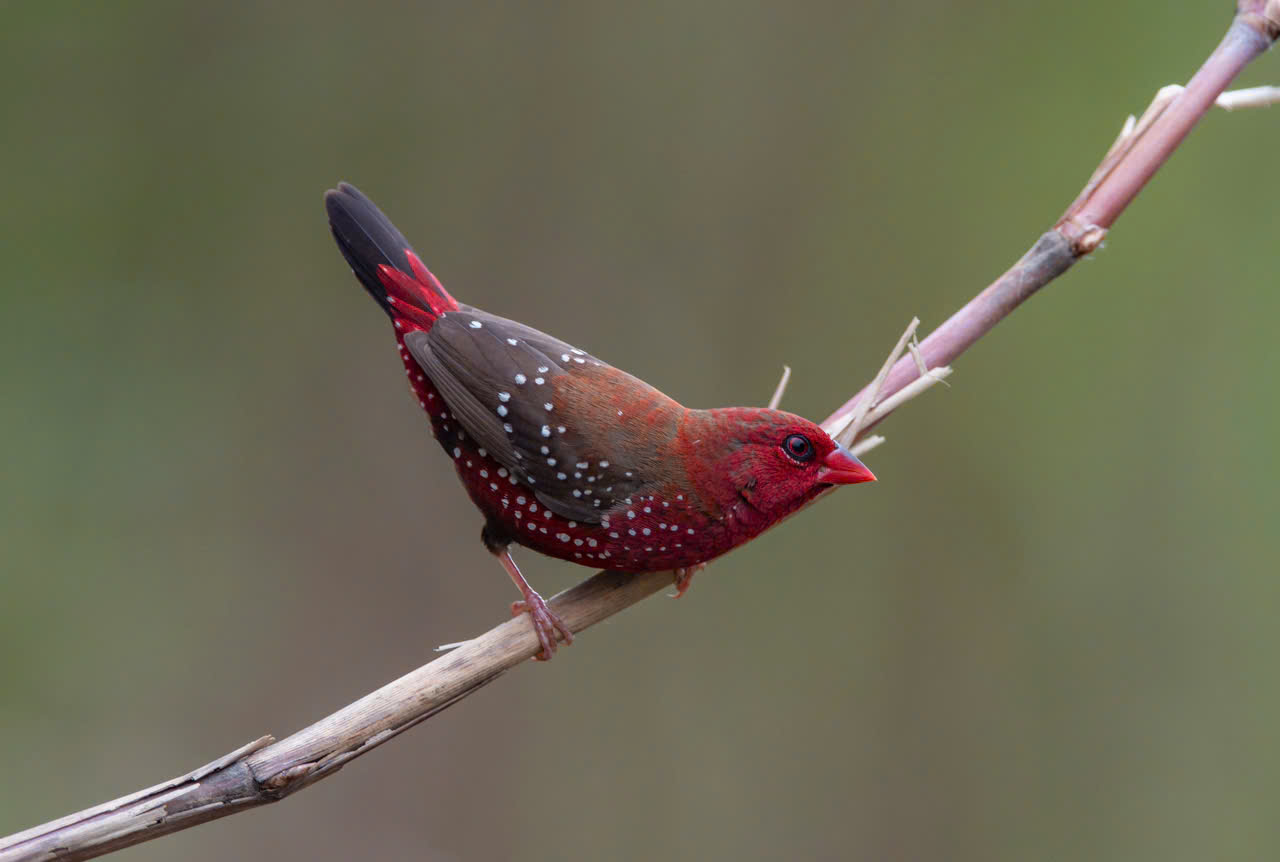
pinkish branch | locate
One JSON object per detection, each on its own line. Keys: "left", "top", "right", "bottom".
{"left": 824, "top": 4, "right": 1277, "bottom": 437}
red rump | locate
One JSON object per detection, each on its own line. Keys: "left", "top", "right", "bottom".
{"left": 377, "top": 251, "right": 457, "bottom": 327}
{"left": 325, "top": 182, "right": 876, "bottom": 660}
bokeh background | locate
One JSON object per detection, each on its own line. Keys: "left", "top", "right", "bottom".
{"left": 3, "top": 2, "right": 1277, "bottom": 860}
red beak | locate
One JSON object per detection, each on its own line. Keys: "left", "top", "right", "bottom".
{"left": 815, "top": 445, "right": 876, "bottom": 485}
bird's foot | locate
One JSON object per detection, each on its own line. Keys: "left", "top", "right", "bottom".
{"left": 511, "top": 592, "right": 574, "bottom": 661}
{"left": 496, "top": 548, "right": 574, "bottom": 661}
{"left": 672, "top": 564, "right": 705, "bottom": 598}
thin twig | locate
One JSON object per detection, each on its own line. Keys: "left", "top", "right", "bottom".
{"left": 849, "top": 434, "right": 885, "bottom": 459}
{"left": 831, "top": 317, "right": 919, "bottom": 447}
{"left": 3, "top": 5, "right": 1275, "bottom": 861}
{"left": 767, "top": 365, "right": 792, "bottom": 410}
{"left": 1216, "top": 83, "right": 1280, "bottom": 109}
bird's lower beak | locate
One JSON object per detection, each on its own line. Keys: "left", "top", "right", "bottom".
{"left": 816, "top": 445, "right": 876, "bottom": 485}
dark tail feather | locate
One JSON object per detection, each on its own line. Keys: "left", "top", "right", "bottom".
{"left": 324, "top": 182, "right": 454, "bottom": 318}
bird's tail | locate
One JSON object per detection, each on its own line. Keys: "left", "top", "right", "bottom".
{"left": 324, "top": 182, "right": 458, "bottom": 325}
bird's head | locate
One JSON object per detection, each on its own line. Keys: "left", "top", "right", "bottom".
{"left": 681, "top": 408, "right": 876, "bottom": 528}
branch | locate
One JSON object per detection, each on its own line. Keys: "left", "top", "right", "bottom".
{"left": 3, "top": 5, "right": 1276, "bottom": 860}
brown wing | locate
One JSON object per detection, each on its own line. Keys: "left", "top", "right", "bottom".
{"left": 404, "top": 308, "right": 655, "bottom": 522}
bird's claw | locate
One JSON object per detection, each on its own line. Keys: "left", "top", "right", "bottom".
{"left": 511, "top": 594, "right": 574, "bottom": 661}
{"left": 672, "top": 564, "right": 704, "bottom": 599}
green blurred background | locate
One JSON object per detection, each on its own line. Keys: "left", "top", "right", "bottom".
{"left": 2, "top": 2, "right": 1277, "bottom": 860}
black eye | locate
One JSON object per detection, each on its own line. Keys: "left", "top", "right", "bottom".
{"left": 782, "top": 433, "right": 815, "bottom": 462}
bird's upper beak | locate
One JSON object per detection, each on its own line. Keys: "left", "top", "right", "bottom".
{"left": 815, "top": 444, "right": 876, "bottom": 485}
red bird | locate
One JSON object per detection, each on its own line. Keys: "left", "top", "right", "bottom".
{"left": 326, "top": 183, "right": 875, "bottom": 659}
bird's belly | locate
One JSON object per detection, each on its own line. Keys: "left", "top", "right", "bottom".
{"left": 453, "top": 455, "right": 730, "bottom": 571}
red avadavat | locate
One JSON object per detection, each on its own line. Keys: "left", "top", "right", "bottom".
{"left": 326, "top": 183, "right": 875, "bottom": 659}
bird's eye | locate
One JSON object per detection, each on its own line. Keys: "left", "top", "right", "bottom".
{"left": 782, "top": 433, "right": 815, "bottom": 463}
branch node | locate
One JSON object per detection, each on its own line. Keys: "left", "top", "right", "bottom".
{"left": 1238, "top": 0, "right": 1280, "bottom": 41}
{"left": 1073, "top": 225, "right": 1108, "bottom": 255}
{"left": 261, "top": 763, "right": 317, "bottom": 794}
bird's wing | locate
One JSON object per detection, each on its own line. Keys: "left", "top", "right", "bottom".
{"left": 404, "top": 309, "right": 650, "bottom": 523}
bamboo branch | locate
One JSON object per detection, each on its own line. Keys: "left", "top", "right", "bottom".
{"left": 3, "top": 5, "right": 1276, "bottom": 860}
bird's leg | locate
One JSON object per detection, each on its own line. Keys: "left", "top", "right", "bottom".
{"left": 672, "top": 564, "right": 705, "bottom": 599}
{"left": 496, "top": 550, "right": 574, "bottom": 661}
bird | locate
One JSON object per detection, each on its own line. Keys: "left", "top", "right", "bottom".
{"left": 325, "top": 182, "right": 876, "bottom": 660}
